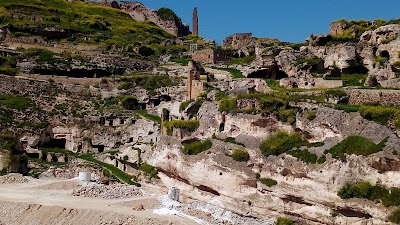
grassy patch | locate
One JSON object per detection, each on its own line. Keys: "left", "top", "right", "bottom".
{"left": 334, "top": 104, "right": 360, "bottom": 112}
{"left": 0, "top": 0, "right": 173, "bottom": 46}
{"left": 287, "top": 149, "right": 319, "bottom": 164}
{"left": 294, "top": 57, "right": 323, "bottom": 66}
{"left": 179, "top": 100, "right": 194, "bottom": 111}
{"left": 171, "top": 57, "right": 189, "bottom": 66}
{"left": 260, "top": 178, "right": 277, "bottom": 187}
{"left": 389, "top": 208, "right": 400, "bottom": 224}
{"left": 0, "top": 94, "right": 31, "bottom": 110}
{"left": 163, "top": 120, "right": 199, "bottom": 135}
{"left": 276, "top": 217, "right": 298, "bottom": 225}
{"left": 134, "top": 110, "right": 161, "bottom": 124}
{"left": 0, "top": 134, "right": 17, "bottom": 151}
{"left": 182, "top": 139, "right": 212, "bottom": 155}
{"left": 359, "top": 105, "right": 400, "bottom": 127}
{"left": 325, "top": 136, "right": 387, "bottom": 161}
{"left": 230, "top": 55, "right": 255, "bottom": 65}
{"left": 139, "top": 163, "right": 158, "bottom": 178}
{"left": 325, "top": 74, "right": 367, "bottom": 87}
{"left": 306, "top": 110, "right": 316, "bottom": 120}
{"left": 214, "top": 67, "right": 245, "bottom": 78}
{"left": 230, "top": 149, "right": 250, "bottom": 162}
{"left": 260, "top": 131, "right": 307, "bottom": 157}
{"left": 212, "top": 134, "right": 245, "bottom": 147}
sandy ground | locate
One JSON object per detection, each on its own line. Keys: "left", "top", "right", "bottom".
{"left": 0, "top": 177, "right": 200, "bottom": 225}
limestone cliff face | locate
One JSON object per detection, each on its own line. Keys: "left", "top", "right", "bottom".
{"left": 148, "top": 102, "right": 400, "bottom": 225}
{"left": 115, "top": 2, "right": 190, "bottom": 37}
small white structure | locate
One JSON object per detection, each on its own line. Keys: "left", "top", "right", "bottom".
{"left": 78, "top": 172, "right": 91, "bottom": 182}
{"left": 168, "top": 186, "right": 180, "bottom": 202}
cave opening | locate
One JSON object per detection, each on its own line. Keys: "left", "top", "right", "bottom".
{"left": 247, "top": 69, "right": 269, "bottom": 79}
{"left": 31, "top": 68, "right": 116, "bottom": 78}
{"left": 27, "top": 153, "right": 40, "bottom": 159}
{"left": 341, "top": 65, "right": 369, "bottom": 74}
{"left": 380, "top": 50, "right": 390, "bottom": 60}
{"left": 92, "top": 144, "right": 105, "bottom": 153}
{"left": 51, "top": 154, "right": 58, "bottom": 162}
{"left": 41, "top": 138, "right": 66, "bottom": 149}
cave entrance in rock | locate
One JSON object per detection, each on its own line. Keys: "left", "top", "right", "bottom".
{"left": 247, "top": 70, "right": 269, "bottom": 79}
{"left": 342, "top": 65, "right": 369, "bottom": 74}
{"left": 92, "top": 144, "right": 105, "bottom": 153}
{"left": 41, "top": 138, "right": 66, "bottom": 149}
{"left": 27, "top": 153, "right": 39, "bottom": 159}
{"left": 380, "top": 50, "right": 390, "bottom": 60}
{"left": 276, "top": 70, "right": 289, "bottom": 79}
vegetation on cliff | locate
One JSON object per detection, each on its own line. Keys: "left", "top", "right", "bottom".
{"left": 325, "top": 136, "right": 387, "bottom": 161}
{"left": 182, "top": 139, "right": 212, "bottom": 155}
{"left": 338, "top": 181, "right": 400, "bottom": 207}
{"left": 0, "top": 0, "right": 173, "bottom": 46}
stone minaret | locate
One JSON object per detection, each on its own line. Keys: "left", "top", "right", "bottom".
{"left": 193, "top": 7, "right": 198, "bottom": 36}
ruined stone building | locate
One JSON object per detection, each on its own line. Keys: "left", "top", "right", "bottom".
{"left": 187, "top": 61, "right": 205, "bottom": 100}
{"left": 193, "top": 7, "right": 198, "bottom": 36}
{"left": 191, "top": 48, "right": 230, "bottom": 64}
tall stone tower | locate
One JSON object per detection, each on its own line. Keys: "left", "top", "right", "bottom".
{"left": 193, "top": 7, "right": 198, "bottom": 36}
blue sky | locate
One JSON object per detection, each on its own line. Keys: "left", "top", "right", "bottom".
{"left": 134, "top": 0, "right": 400, "bottom": 44}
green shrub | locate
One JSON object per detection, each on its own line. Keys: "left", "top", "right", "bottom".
{"left": 306, "top": 110, "right": 316, "bottom": 120}
{"left": 218, "top": 98, "right": 237, "bottom": 112}
{"left": 139, "top": 163, "right": 158, "bottom": 178}
{"left": 163, "top": 120, "right": 200, "bottom": 135}
{"left": 338, "top": 181, "right": 400, "bottom": 207}
{"left": 179, "top": 100, "right": 194, "bottom": 111}
{"left": 287, "top": 149, "right": 319, "bottom": 164}
{"left": 276, "top": 217, "right": 297, "bottom": 225}
{"left": 325, "top": 136, "right": 387, "bottom": 161}
{"left": 231, "top": 149, "right": 250, "bottom": 162}
{"left": 0, "top": 134, "right": 17, "bottom": 151}
{"left": 182, "top": 140, "right": 212, "bottom": 155}
{"left": 0, "top": 66, "right": 17, "bottom": 75}
{"left": 389, "top": 208, "right": 400, "bottom": 224}
{"left": 260, "top": 131, "right": 307, "bottom": 157}
{"left": 156, "top": 8, "right": 177, "bottom": 21}
{"left": 334, "top": 104, "right": 360, "bottom": 112}
{"left": 0, "top": 94, "right": 31, "bottom": 110}
{"left": 122, "top": 155, "right": 129, "bottom": 161}
{"left": 359, "top": 105, "right": 400, "bottom": 126}
{"left": 376, "top": 56, "right": 388, "bottom": 66}
{"left": 260, "top": 178, "right": 277, "bottom": 187}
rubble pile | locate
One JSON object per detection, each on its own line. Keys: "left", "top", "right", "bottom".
{"left": 71, "top": 184, "right": 142, "bottom": 199}
{"left": 0, "top": 174, "right": 29, "bottom": 184}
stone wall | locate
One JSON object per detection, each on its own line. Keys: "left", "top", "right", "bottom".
{"left": 192, "top": 49, "right": 215, "bottom": 64}
{"left": 222, "top": 33, "right": 253, "bottom": 49}
{"left": 346, "top": 89, "right": 400, "bottom": 107}
{"left": 329, "top": 21, "right": 346, "bottom": 36}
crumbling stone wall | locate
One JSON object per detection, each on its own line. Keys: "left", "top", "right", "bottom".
{"left": 222, "top": 33, "right": 253, "bottom": 49}
{"left": 192, "top": 49, "right": 215, "bottom": 64}
{"left": 346, "top": 89, "right": 400, "bottom": 106}
{"left": 329, "top": 21, "right": 346, "bottom": 36}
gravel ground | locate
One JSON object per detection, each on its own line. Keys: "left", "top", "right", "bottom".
{"left": 0, "top": 173, "right": 29, "bottom": 184}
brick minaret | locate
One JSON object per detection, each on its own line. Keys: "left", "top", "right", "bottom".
{"left": 193, "top": 7, "right": 198, "bottom": 36}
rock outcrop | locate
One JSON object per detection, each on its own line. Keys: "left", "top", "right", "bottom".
{"left": 116, "top": 2, "right": 190, "bottom": 37}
